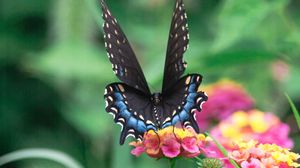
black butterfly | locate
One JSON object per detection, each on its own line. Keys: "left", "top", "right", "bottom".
{"left": 101, "top": 0, "right": 208, "bottom": 145}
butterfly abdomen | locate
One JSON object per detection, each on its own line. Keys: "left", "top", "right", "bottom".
{"left": 148, "top": 93, "right": 163, "bottom": 128}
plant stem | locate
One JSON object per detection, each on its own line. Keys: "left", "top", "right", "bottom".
{"left": 205, "top": 132, "right": 240, "bottom": 168}
{"left": 169, "top": 158, "right": 177, "bottom": 168}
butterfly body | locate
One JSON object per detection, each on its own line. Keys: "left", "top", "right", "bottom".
{"left": 151, "top": 93, "right": 162, "bottom": 106}
{"left": 101, "top": 0, "right": 208, "bottom": 145}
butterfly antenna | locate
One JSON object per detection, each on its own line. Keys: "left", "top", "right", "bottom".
{"left": 172, "top": 126, "right": 181, "bottom": 141}
{"left": 154, "top": 131, "right": 161, "bottom": 148}
{"left": 182, "top": 123, "right": 186, "bottom": 131}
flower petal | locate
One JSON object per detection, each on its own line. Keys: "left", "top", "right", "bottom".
{"left": 131, "top": 146, "right": 145, "bottom": 157}
{"left": 182, "top": 137, "right": 200, "bottom": 153}
{"left": 161, "top": 138, "right": 181, "bottom": 158}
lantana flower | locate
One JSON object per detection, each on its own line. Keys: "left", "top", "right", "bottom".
{"left": 229, "top": 140, "right": 300, "bottom": 168}
{"left": 130, "top": 126, "right": 210, "bottom": 158}
{"left": 196, "top": 80, "right": 254, "bottom": 130}
{"left": 209, "top": 110, "right": 293, "bottom": 149}
{"left": 205, "top": 110, "right": 294, "bottom": 167}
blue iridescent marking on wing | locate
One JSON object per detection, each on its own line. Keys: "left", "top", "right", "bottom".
{"left": 122, "top": 109, "right": 131, "bottom": 120}
{"left": 127, "top": 117, "right": 136, "bottom": 127}
{"left": 179, "top": 109, "right": 189, "bottom": 121}
{"left": 186, "top": 93, "right": 197, "bottom": 103}
{"left": 168, "top": 75, "right": 200, "bottom": 126}
{"left": 171, "top": 115, "right": 180, "bottom": 125}
{"left": 146, "top": 124, "right": 157, "bottom": 131}
{"left": 110, "top": 88, "right": 149, "bottom": 133}
{"left": 137, "top": 120, "right": 147, "bottom": 132}
{"left": 115, "top": 101, "right": 127, "bottom": 112}
{"left": 188, "top": 83, "right": 196, "bottom": 92}
{"left": 183, "top": 101, "right": 193, "bottom": 112}
{"left": 162, "top": 122, "right": 172, "bottom": 128}
{"left": 114, "top": 92, "right": 124, "bottom": 101}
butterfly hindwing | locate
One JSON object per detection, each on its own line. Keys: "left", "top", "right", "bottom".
{"left": 101, "top": 1, "right": 150, "bottom": 94}
{"left": 161, "top": 74, "right": 208, "bottom": 132}
{"left": 104, "top": 83, "right": 156, "bottom": 145}
{"left": 162, "top": 0, "right": 189, "bottom": 92}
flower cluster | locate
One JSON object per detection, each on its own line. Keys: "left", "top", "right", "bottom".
{"left": 196, "top": 80, "right": 254, "bottom": 130}
{"left": 127, "top": 79, "right": 298, "bottom": 168}
{"left": 130, "top": 126, "right": 210, "bottom": 158}
{"left": 210, "top": 110, "right": 293, "bottom": 149}
{"left": 229, "top": 140, "right": 300, "bottom": 168}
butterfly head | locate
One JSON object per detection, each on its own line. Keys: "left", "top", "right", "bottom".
{"left": 151, "top": 93, "right": 162, "bottom": 105}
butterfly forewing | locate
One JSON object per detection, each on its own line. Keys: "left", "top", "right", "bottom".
{"left": 162, "top": 0, "right": 189, "bottom": 92}
{"left": 101, "top": 1, "right": 150, "bottom": 95}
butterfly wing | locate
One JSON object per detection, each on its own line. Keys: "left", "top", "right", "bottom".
{"left": 104, "top": 83, "right": 157, "bottom": 145}
{"left": 101, "top": 1, "right": 150, "bottom": 94}
{"left": 162, "top": 0, "right": 189, "bottom": 92}
{"left": 161, "top": 74, "right": 208, "bottom": 133}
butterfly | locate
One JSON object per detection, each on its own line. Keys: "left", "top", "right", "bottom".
{"left": 101, "top": 0, "right": 208, "bottom": 145}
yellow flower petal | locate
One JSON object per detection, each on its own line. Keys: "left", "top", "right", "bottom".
{"left": 249, "top": 111, "right": 269, "bottom": 133}
{"left": 220, "top": 123, "right": 241, "bottom": 139}
{"left": 231, "top": 111, "right": 249, "bottom": 127}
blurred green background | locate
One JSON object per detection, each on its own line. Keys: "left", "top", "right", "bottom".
{"left": 1, "top": 0, "right": 300, "bottom": 167}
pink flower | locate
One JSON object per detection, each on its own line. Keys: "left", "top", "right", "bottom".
{"left": 206, "top": 110, "right": 294, "bottom": 167}
{"left": 261, "top": 157, "right": 276, "bottom": 168}
{"left": 230, "top": 150, "right": 250, "bottom": 163}
{"left": 181, "top": 137, "right": 200, "bottom": 153}
{"left": 241, "top": 158, "right": 262, "bottom": 168}
{"left": 143, "top": 131, "right": 162, "bottom": 158}
{"left": 196, "top": 80, "right": 254, "bottom": 130}
{"left": 248, "top": 147, "right": 265, "bottom": 158}
{"left": 209, "top": 110, "right": 293, "bottom": 149}
{"left": 211, "top": 140, "right": 300, "bottom": 168}
{"left": 279, "top": 163, "right": 290, "bottom": 168}
{"left": 161, "top": 138, "right": 181, "bottom": 158}
{"left": 130, "top": 145, "right": 145, "bottom": 156}
{"left": 130, "top": 126, "right": 209, "bottom": 159}
{"left": 181, "top": 137, "right": 202, "bottom": 158}
{"left": 256, "top": 123, "right": 294, "bottom": 148}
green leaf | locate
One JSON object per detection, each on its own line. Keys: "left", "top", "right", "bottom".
{"left": 285, "top": 93, "right": 300, "bottom": 129}
{"left": 212, "top": 0, "right": 288, "bottom": 52}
